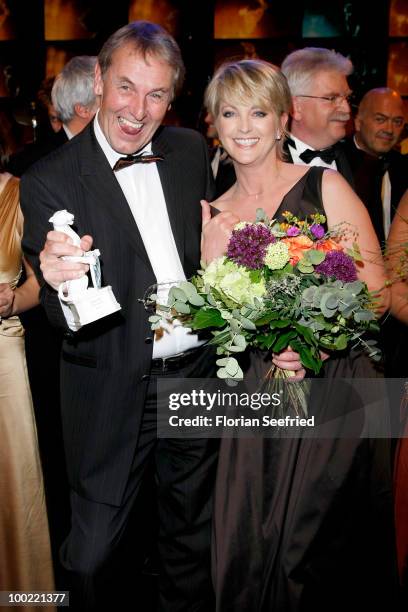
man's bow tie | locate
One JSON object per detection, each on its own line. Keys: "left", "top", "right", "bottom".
{"left": 299, "top": 147, "right": 337, "bottom": 165}
{"left": 113, "top": 153, "right": 164, "bottom": 172}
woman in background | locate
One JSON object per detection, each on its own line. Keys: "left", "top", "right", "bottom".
{"left": 0, "top": 142, "right": 55, "bottom": 604}
{"left": 387, "top": 188, "right": 408, "bottom": 601}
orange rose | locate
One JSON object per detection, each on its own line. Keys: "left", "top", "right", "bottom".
{"left": 314, "top": 238, "right": 343, "bottom": 253}
{"left": 282, "top": 235, "right": 314, "bottom": 265}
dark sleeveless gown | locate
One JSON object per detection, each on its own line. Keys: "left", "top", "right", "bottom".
{"left": 212, "top": 167, "right": 399, "bottom": 611}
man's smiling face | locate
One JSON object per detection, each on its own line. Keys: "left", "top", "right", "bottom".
{"left": 94, "top": 43, "right": 174, "bottom": 154}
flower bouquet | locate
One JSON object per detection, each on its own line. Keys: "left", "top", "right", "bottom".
{"left": 148, "top": 209, "right": 380, "bottom": 412}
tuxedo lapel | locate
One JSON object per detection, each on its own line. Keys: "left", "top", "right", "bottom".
{"left": 77, "top": 126, "right": 153, "bottom": 269}
{"left": 283, "top": 138, "right": 294, "bottom": 163}
{"left": 334, "top": 144, "right": 355, "bottom": 189}
{"left": 153, "top": 128, "right": 185, "bottom": 267}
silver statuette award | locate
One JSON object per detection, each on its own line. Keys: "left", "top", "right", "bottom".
{"left": 49, "top": 210, "right": 121, "bottom": 330}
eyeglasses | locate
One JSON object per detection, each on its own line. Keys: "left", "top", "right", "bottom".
{"left": 297, "top": 93, "right": 353, "bottom": 106}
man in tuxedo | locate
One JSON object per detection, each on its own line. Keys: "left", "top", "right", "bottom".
{"left": 280, "top": 47, "right": 355, "bottom": 186}
{"left": 343, "top": 87, "right": 407, "bottom": 378}
{"left": 52, "top": 55, "right": 99, "bottom": 144}
{"left": 343, "top": 87, "right": 407, "bottom": 245}
{"left": 8, "top": 55, "right": 99, "bottom": 177}
{"left": 21, "top": 21, "right": 218, "bottom": 611}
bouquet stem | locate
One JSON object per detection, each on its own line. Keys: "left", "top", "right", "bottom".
{"left": 262, "top": 364, "right": 309, "bottom": 418}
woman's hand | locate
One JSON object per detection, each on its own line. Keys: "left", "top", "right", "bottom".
{"left": 201, "top": 200, "right": 240, "bottom": 264}
{"left": 272, "top": 346, "right": 306, "bottom": 381}
{"left": 272, "top": 347, "right": 330, "bottom": 381}
{"left": 0, "top": 283, "right": 15, "bottom": 318}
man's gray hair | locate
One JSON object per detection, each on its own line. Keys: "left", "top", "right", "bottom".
{"left": 98, "top": 21, "right": 185, "bottom": 99}
{"left": 281, "top": 47, "right": 353, "bottom": 96}
{"left": 52, "top": 55, "right": 98, "bottom": 123}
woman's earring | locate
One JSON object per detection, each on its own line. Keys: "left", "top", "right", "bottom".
{"left": 276, "top": 132, "right": 282, "bottom": 141}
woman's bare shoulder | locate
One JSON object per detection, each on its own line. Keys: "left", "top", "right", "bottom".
{"left": 210, "top": 185, "right": 237, "bottom": 212}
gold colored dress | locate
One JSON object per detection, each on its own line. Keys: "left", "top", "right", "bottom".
{"left": 0, "top": 176, "right": 55, "bottom": 608}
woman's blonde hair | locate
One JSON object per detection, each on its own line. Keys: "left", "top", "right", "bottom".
{"left": 204, "top": 59, "right": 291, "bottom": 159}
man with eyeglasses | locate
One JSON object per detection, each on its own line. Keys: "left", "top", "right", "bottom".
{"left": 280, "top": 46, "right": 355, "bottom": 186}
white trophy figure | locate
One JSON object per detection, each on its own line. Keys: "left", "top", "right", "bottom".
{"left": 49, "top": 210, "right": 121, "bottom": 330}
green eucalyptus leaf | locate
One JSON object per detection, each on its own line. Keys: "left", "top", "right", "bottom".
{"left": 234, "top": 334, "right": 247, "bottom": 348}
{"left": 307, "top": 249, "right": 326, "bottom": 265}
{"left": 354, "top": 310, "right": 376, "bottom": 322}
{"left": 301, "top": 286, "right": 317, "bottom": 304}
{"left": 188, "top": 293, "right": 205, "bottom": 307}
{"left": 227, "top": 345, "right": 246, "bottom": 353}
{"left": 178, "top": 281, "right": 197, "bottom": 297}
{"left": 173, "top": 301, "right": 190, "bottom": 314}
{"left": 324, "top": 293, "right": 340, "bottom": 310}
{"left": 346, "top": 280, "right": 364, "bottom": 295}
{"left": 239, "top": 316, "right": 257, "bottom": 331}
{"left": 148, "top": 315, "right": 162, "bottom": 323}
{"left": 170, "top": 287, "right": 188, "bottom": 303}
{"left": 207, "top": 293, "right": 218, "bottom": 307}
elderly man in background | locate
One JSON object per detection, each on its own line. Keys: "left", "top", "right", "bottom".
{"left": 51, "top": 55, "right": 99, "bottom": 143}
{"left": 8, "top": 55, "right": 99, "bottom": 176}
{"left": 280, "top": 46, "right": 354, "bottom": 185}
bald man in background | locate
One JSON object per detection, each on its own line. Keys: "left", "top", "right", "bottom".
{"left": 344, "top": 88, "right": 408, "bottom": 379}
{"left": 344, "top": 87, "right": 407, "bottom": 245}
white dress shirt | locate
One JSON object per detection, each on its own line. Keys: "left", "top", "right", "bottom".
{"left": 61, "top": 113, "right": 202, "bottom": 358}
{"left": 62, "top": 124, "right": 74, "bottom": 140}
{"left": 288, "top": 134, "right": 337, "bottom": 170}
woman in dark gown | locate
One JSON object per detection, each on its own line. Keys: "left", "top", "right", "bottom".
{"left": 201, "top": 59, "right": 398, "bottom": 611}
{"left": 387, "top": 189, "right": 408, "bottom": 601}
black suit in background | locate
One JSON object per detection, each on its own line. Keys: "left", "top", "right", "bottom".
{"left": 342, "top": 138, "right": 408, "bottom": 378}
{"left": 282, "top": 138, "right": 356, "bottom": 188}
{"left": 7, "top": 127, "right": 68, "bottom": 178}
{"left": 213, "top": 138, "right": 356, "bottom": 199}
{"left": 342, "top": 138, "right": 408, "bottom": 246}
{"left": 21, "top": 122, "right": 218, "bottom": 611}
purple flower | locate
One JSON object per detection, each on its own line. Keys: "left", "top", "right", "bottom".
{"left": 286, "top": 226, "right": 300, "bottom": 237}
{"left": 227, "top": 224, "right": 275, "bottom": 269}
{"left": 315, "top": 250, "right": 358, "bottom": 282}
{"left": 310, "top": 224, "right": 325, "bottom": 239}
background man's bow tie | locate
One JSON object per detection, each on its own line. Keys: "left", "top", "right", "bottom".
{"left": 299, "top": 146, "right": 337, "bottom": 164}
{"left": 113, "top": 153, "right": 164, "bottom": 172}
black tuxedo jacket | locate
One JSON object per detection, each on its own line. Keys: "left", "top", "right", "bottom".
{"left": 342, "top": 138, "right": 408, "bottom": 245}
{"left": 213, "top": 139, "right": 356, "bottom": 199}
{"left": 7, "top": 128, "right": 69, "bottom": 177}
{"left": 21, "top": 123, "right": 214, "bottom": 505}
{"left": 283, "top": 138, "right": 356, "bottom": 188}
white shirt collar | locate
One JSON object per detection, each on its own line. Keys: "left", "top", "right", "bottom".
{"left": 93, "top": 110, "right": 152, "bottom": 169}
{"left": 289, "top": 133, "right": 317, "bottom": 153}
{"left": 63, "top": 124, "right": 74, "bottom": 140}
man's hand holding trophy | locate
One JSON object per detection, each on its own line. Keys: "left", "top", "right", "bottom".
{"left": 48, "top": 210, "right": 121, "bottom": 330}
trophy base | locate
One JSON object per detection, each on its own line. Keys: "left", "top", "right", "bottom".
{"left": 65, "top": 286, "right": 121, "bottom": 329}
